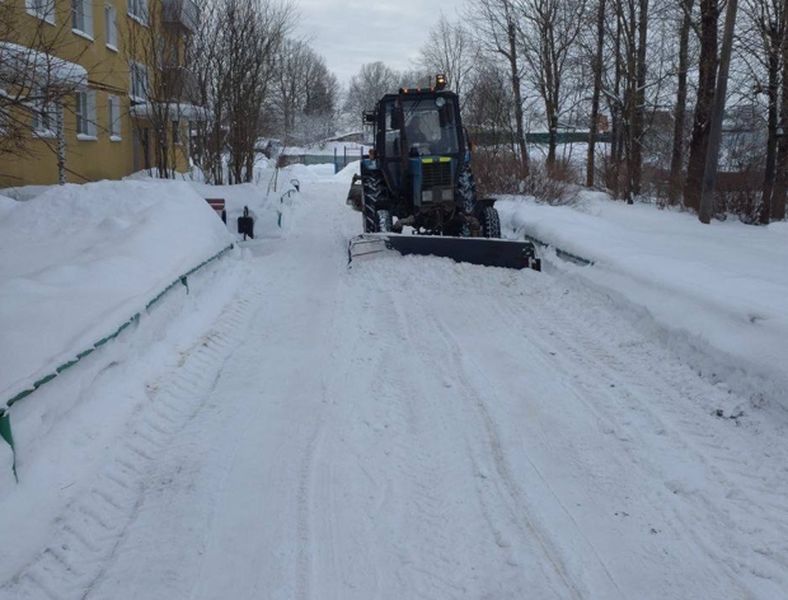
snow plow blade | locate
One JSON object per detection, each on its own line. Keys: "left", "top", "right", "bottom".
{"left": 348, "top": 234, "right": 541, "bottom": 270}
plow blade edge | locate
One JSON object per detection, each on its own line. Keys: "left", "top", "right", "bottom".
{"left": 349, "top": 234, "right": 540, "bottom": 270}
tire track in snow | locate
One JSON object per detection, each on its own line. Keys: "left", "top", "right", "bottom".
{"left": 0, "top": 273, "right": 264, "bottom": 600}
{"left": 379, "top": 273, "right": 586, "bottom": 599}
{"left": 429, "top": 311, "right": 608, "bottom": 600}
{"left": 488, "top": 277, "right": 787, "bottom": 596}
{"left": 295, "top": 408, "right": 325, "bottom": 600}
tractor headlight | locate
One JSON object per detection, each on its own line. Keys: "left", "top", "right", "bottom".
{"left": 441, "top": 188, "right": 453, "bottom": 201}
{"left": 422, "top": 190, "right": 434, "bottom": 202}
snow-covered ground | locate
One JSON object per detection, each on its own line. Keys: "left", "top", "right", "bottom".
{"left": 497, "top": 192, "right": 788, "bottom": 409}
{"left": 1, "top": 168, "right": 787, "bottom": 599}
{"left": 0, "top": 180, "right": 233, "bottom": 405}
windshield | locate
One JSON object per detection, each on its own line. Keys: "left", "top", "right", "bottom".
{"left": 384, "top": 97, "right": 460, "bottom": 157}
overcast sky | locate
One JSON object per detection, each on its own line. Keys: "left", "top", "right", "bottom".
{"left": 295, "top": 0, "right": 465, "bottom": 85}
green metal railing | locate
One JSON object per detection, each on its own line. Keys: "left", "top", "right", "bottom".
{"left": 0, "top": 243, "right": 234, "bottom": 482}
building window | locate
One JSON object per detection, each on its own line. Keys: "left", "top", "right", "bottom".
{"left": 130, "top": 62, "right": 148, "bottom": 103}
{"left": 105, "top": 4, "right": 118, "bottom": 50}
{"left": 75, "top": 90, "right": 97, "bottom": 138}
{"left": 26, "top": 0, "right": 56, "bottom": 24}
{"left": 127, "top": 0, "right": 148, "bottom": 24}
{"left": 72, "top": 0, "right": 93, "bottom": 38}
{"left": 32, "top": 88, "right": 57, "bottom": 137}
{"left": 108, "top": 95, "right": 121, "bottom": 139}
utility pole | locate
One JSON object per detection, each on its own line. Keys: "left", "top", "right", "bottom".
{"left": 698, "top": 0, "right": 738, "bottom": 224}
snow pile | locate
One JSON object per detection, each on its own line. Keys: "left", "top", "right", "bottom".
{"left": 0, "top": 180, "right": 233, "bottom": 405}
{"left": 497, "top": 192, "right": 788, "bottom": 405}
{"left": 285, "top": 162, "right": 336, "bottom": 181}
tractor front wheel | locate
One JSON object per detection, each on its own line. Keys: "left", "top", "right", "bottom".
{"left": 481, "top": 206, "right": 501, "bottom": 238}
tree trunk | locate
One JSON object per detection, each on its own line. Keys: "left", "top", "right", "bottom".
{"left": 609, "top": 11, "right": 623, "bottom": 196}
{"left": 56, "top": 103, "right": 66, "bottom": 185}
{"left": 623, "top": 0, "right": 638, "bottom": 203}
{"left": 760, "top": 38, "right": 779, "bottom": 225}
{"left": 684, "top": 0, "right": 719, "bottom": 212}
{"left": 547, "top": 111, "right": 557, "bottom": 169}
{"left": 698, "top": 0, "right": 738, "bottom": 224}
{"left": 508, "top": 19, "right": 530, "bottom": 178}
{"left": 587, "top": 0, "right": 606, "bottom": 188}
{"left": 668, "top": 0, "right": 694, "bottom": 205}
{"left": 773, "top": 3, "right": 788, "bottom": 221}
{"left": 630, "top": 0, "right": 649, "bottom": 197}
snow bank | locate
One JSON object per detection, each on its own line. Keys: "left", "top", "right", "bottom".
{"left": 497, "top": 193, "right": 788, "bottom": 406}
{"left": 285, "top": 162, "right": 336, "bottom": 181}
{"left": 0, "top": 180, "right": 233, "bottom": 405}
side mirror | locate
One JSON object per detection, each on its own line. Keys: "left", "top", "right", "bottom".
{"left": 363, "top": 110, "right": 376, "bottom": 124}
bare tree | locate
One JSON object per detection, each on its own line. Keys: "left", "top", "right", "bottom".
{"left": 273, "top": 39, "right": 337, "bottom": 144}
{"left": 601, "top": 0, "right": 651, "bottom": 201}
{"left": 770, "top": 0, "right": 788, "bottom": 219}
{"left": 473, "top": 0, "right": 530, "bottom": 176}
{"left": 190, "top": 0, "right": 293, "bottom": 184}
{"left": 344, "top": 62, "right": 400, "bottom": 117}
{"left": 684, "top": 0, "right": 720, "bottom": 211}
{"left": 739, "top": 0, "right": 784, "bottom": 222}
{"left": 668, "top": 0, "right": 696, "bottom": 204}
{"left": 699, "top": 0, "right": 739, "bottom": 223}
{"left": 587, "top": 0, "right": 607, "bottom": 187}
{"left": 224, "top": 0, "right": 291, "bottom": 183}
{"left": 517, "top": 0, "right": 587, "bottom": 171}
{"left": 418, "top": 15, "right": 479, "bottom": 104}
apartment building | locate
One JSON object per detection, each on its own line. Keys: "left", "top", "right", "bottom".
{"left": 0, "top": 0, "right": 200, "bottom": 188}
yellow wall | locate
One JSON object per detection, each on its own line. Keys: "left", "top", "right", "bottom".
{"left": 1, "top": 0, "right": 191, "bottom": 188}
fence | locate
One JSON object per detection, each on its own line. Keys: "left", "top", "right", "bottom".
{"left": 0, "top": 243, "right": 235, "bottom": 482}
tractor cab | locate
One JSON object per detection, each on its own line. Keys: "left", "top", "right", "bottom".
{"left": 352, "top": 74, "right": 541, "bottom": 270}
{"left": 359, "top": 75, "right": 498, "bottom": 238}
{"left": 365, "top": 78, "right": 470, "bottom": 226}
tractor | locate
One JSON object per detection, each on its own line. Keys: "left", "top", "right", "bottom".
{"left": 350, "top": 75, "right": 540, "bottom": 271}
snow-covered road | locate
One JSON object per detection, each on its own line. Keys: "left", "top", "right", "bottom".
{"left": 4, "top": 175, "right": 788, "bottom": 599}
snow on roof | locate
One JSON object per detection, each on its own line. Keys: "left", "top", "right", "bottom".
{"left": 0, "top": 42, "right": 87, "bottom": 89}
{"left": 130, "top": 102, "right": 207, "bottom": 121}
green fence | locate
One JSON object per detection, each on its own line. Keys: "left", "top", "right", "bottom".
{"left": 0, "top": 243, "right": 234, "bottom": 482}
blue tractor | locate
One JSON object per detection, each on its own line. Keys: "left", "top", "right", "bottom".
{"left": 352, "top": 75, "right": 540, "bottom": 270}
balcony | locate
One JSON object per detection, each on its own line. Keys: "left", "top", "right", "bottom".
{"left": 162, "top": 0, "right": 199, "bottom": 33}
{"left": 162, "top": 65, "right": 198, "bottom": 103}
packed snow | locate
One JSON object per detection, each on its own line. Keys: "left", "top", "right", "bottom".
{"left": 497, "top": 192, "right": 788, "bottom": 408}
{"left": 1, "top": 166, "right": 787, "bottom": 599}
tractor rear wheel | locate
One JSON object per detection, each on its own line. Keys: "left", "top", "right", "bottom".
{"left": 481, "top": 206, "right": 501, "bottom": 238}
{"left": 362, "top": 173, "right": 389, "bottom": 233}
